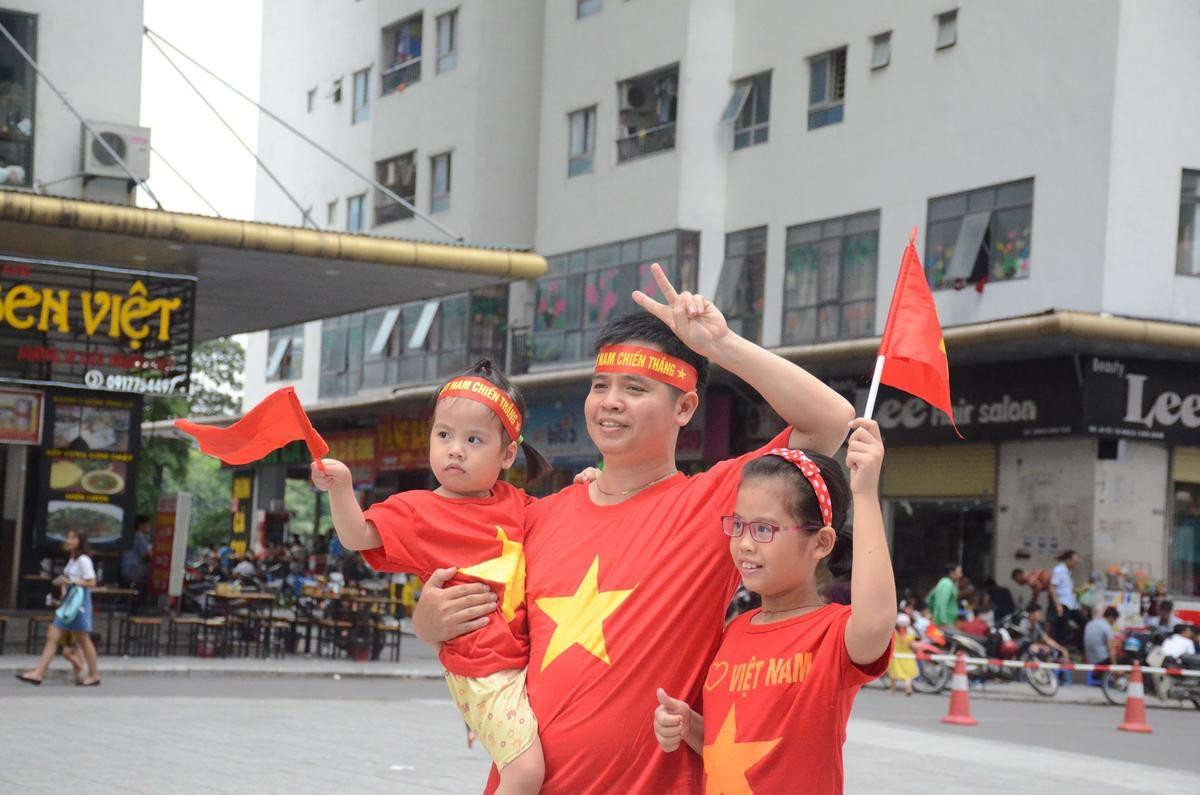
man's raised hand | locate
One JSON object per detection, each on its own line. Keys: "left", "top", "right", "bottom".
{"left": 632, "top": 262, "right": 729, "bottom": 359}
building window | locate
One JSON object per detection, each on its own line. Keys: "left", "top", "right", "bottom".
{"left": 568, "top": 106, "right": 596, "bottom": 177}
{"left": 577, "top": 0, "right": 602, "bottom": 19}
{"left": 528, "top": 231, "right": 699, "bottom": 367}
{"left": 783, "top": 211, "right": 879, "bottom": 344}
{"left": 319, "top": 312, "right": 365, "bottom": 399}
{"left": 723, "top": 72, "right": 771, "bottom": 150}
{"left": 326, "top": 199, "right": 337, "bottom": 227}
{"left": 266, "top": 324, "right": 304, "bottom": 381}
{"left": 870, "top": 31, "right": 891, "bottom": 70}
{"left": 306, "top": 87, "right": 316, "bottom": 113}
{"left": 808, "top": 48, "right": 846, "bottom": 130}
{"left": 436, "top": 10, "right": 458, "bottom": 74}
{"left": 0, "top": 9, "right": 36, "bottom": 187}
{"left": 331, "top": 77, "right": 343, "bottom": 104}
{"left": 382, "top": 13, "right": 422, "bottom": 94}
{"left": 617, "top": 65, "right": 678, "bottom": 162}
{"left": 936, "top": 9, "right": 958, "bottom": 50}
{"left": 715, "top": 227, "right": 768, "bottom": 344}
{"left": 925, "top": 178, "right": 1033, "bottom": 290}
{"left": 351, "top": 68, "right": 370, "bottom": 124}
{"left": 1173, "top": 480, "right": 1200, "bottom": 597}
{"left": 1177, "top": 170, "right": 1200, "bottom": 277}
{"left": 431, "top": 152, "right": 451, "bottom": 213}
{"left": 347, "top": 194, "right": 366, "bottom": 233}
{"left": 375, "top": 152, "right": 416, "bottom": 225}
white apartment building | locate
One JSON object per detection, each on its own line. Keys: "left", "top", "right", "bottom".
{"left": 248, "top": 0, "right": 1200, "bottom": 602}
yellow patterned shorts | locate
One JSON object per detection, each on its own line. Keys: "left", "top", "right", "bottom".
{"left": 445, "top": 668, "right": 538, "bottom": 769}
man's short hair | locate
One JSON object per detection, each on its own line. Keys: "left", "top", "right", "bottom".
{"left": 1103, "top": 607, "right": 1120, "bottom": 620}
{"left": 593, "top": 313, "right": 709, "bottom": 392}
{"left": 945, "top": 562, "right": 961, "bottom": 576}
{"left": 1010, "top": 568, "right": 1025, "bottom": 580}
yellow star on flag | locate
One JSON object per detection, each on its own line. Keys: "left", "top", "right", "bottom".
{"left": 458, "top": 526, "right": 525, "bottom": 623}
{"left": 702, "top": 706, "right": 781, "bottom": 795}
{"left": 535, "top": 556, "right": 635, "bottom": 672}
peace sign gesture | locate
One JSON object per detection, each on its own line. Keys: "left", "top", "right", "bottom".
{"left": 632, "top": 263, "right": 730, "bottom": 359}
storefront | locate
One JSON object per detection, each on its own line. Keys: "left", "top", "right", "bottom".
{"left": 0, "top": 255, "right": 194, "bottom": 606}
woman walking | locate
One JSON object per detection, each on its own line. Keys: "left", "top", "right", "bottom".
{"left": 18, "top": 529, "right": 101, "bottom": 686}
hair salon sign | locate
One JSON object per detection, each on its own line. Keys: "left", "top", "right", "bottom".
{"left": 1084, "top": 356, "right": 1200, "bottom": 445}
{"left": 0, "top": 256, "right": 195, "bottom": 395}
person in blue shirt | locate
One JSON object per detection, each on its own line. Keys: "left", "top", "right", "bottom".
{"left": 1049, "top": 549, "right": 1083, "bottom": 649}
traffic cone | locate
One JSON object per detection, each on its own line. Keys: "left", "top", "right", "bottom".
{"left": 941, "top": 652, "right": 977, "bottom": 726}
{"left": 1117, "top": 662, "right": 1152, "bottom": 733}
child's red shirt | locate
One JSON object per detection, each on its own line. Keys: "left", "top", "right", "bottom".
{"left": 701, "top": 604, "right": 892, "bottom": 794}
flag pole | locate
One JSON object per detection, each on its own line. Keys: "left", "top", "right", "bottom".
{"left": 862, "top": 354, "right": 886, "bottom": 421}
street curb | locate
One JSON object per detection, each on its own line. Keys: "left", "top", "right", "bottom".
{"left": 1, "top": 658, "right": 446, "bottom": 680}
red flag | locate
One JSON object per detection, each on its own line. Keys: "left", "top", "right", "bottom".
{"left": 175, "top": 387, "right": 329, "bottom": 465}
{"left": 877, "top": 229, "right": 961, "bottom": 436}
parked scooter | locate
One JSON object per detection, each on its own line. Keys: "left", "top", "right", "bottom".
{"left": 1103, "top": 627, "right": 1200, "bottom": 709}
{"left": 941, "top": 611, "right": 1060, "bottom": 697}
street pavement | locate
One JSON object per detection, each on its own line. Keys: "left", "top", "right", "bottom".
{"left": 2, "top": 671, "right": 1197, "bottom": 794}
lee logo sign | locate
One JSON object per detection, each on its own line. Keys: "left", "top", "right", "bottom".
{"left": 1084, "top": 357, "right": 1200, "bottom": 443}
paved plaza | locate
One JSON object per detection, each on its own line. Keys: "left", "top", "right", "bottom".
{"left": 1, "top": 671, "right": 1197, "bottom": 794}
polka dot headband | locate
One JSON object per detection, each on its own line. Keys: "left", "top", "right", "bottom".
{"left": 764, "top": 448, "right": 833, "bottom": 528}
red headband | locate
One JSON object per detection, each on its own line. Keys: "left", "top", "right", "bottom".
{"left": 438, "top": 377, "right": 523, "bottom": 442}
{"left": 594, "top": 345, "right": 698, "bottom": 392}
{"left": 764, "top": 448, "right": 833, "bottom": 527}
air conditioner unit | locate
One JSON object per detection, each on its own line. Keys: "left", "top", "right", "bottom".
{"left": 619, "top": 83, "right": 649, "bottom": 113}
{"left": 81, "top": 121, "right": 151, "bottom": 181}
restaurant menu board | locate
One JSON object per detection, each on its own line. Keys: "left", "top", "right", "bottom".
{"left": 0, "top": 387, "right": 43, "bottom": 444}
{"left": 36, "top": 390, "right": 141, "bottom": 548}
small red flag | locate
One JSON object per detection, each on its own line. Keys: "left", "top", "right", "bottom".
{"left": 877, "top": 229, "right": 961, "bottom": 436}
{"left": 175, "top": 387, "right": 329, "bottom": 465}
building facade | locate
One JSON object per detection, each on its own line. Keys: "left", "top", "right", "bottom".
{"left": 247, "top": 0, "right": 1200, "bottom": 601}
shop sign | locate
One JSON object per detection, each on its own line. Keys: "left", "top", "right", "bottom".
{"left": 0, "top": 387, "right": 43, "bottom": 444}
{"left": 151, "top": 493, "right": 192, "bottom": 598}
{"left": 857, "top": 358, "right": 1081, "bottom": 444}
{"left": 377, "top": 413, "right": 431, "bottom": 470}
{"left": 0, "top": 255, "right": 195, "bottom": 395}
{"left": 36, "top": 390, "right": 141, "bottom": 548}
{"left": 524, "top": 400, "right": 596, "bottom": 460}
{"left": 326, "top": 429, "right": 377, "bottom": 485}
{"left": 1083, "top": 356, "right": 1200, "bottom": 445}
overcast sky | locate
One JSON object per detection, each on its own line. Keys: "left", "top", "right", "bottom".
{"left": 138, "top": 0, "right": 263, "bottom": 220}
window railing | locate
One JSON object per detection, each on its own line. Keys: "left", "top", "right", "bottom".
{"left": 376, "top": 198, "right": 415, "bottom": 225}
{"left": 507, "top": 326, "right": 532, "bottom": 375}
{"left": 616, "top": 122, "right": 676, "bottom": 162}
{"left": 382, "top": 58, "right": 422, "bottom": 94}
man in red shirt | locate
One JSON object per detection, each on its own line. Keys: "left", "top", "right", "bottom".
{"left": 410, "top": 266, "right": 855, "bottom": 793}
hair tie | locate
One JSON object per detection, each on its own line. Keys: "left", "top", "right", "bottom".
{"left": 763, "top": 448, "right": 834, "bottom": 527}
{"left": 518, "top": 435, "right": 524, "bottom": 445}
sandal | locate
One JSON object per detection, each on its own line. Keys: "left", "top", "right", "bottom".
{"left": 76, "top": 679, "right": 101, "bottom": 687}
{"left": 16, "top": 673, "right": 42, "bottom": 686}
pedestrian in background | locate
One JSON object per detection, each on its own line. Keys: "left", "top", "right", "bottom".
{"left": 927, "top": 563, "right": 961, "bottom": 627}
{"left": 1011, "top": 566, "right": 1051, "bottom": 607}
{"left": 1049, "top": 549, "right": 1084, "bottom": 648}
{"left": 1083, "top": 606, "right": 1119, "bottom": 666}
{"left": 887, "top": 613, "right": 918, "bottom": 696}
{"left": 18, "top": 529, "right": 101, "bottom": 686}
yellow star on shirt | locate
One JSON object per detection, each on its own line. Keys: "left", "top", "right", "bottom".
{"left": 458, "top": 526, "right": 525, "bottom": 623}
{"left": 535, "top": 556, "right": 635, "bottom": 672}
{"left": 702, "top": 706, "right": 781, "bottom": 795}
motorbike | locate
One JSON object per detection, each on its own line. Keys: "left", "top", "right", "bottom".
{"left": 941, "top": 612, "right": 1060, "bottom": 697}
{"left": 1103, "top": 628, "right": 1200, "bottom": 709}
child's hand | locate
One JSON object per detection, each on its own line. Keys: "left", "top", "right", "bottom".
{"left": 573, "top": 466, "right": 602, "bottom": 484}
{"left": 632, "top": 263, "right": 729, "bottom": 360}
{"left": 311, "top": 459, "right": 352, "bottom": 492}
{"left": 653, "top": 688, "right": 692, "bottom": 753}
{"left": 846, "top": 418, "right": 884, "bottom": 495}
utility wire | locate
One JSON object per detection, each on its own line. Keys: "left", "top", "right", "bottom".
{"left": 150, "top": 145, "right": 223, "bottom": 217}
{"left": 145, "top": 31, "right": 317, "bottom": 229}
{"left": 143, "top": 25, "right": 462, "bottom": 243}
{"left": 0, "top": 20, "right": 164, "bottom": 208}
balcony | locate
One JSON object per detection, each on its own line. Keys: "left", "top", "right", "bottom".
{"left": 382, "top": 58, "right": 421, "bottom": 94}
{"left": 616, "top": 123, "right": 676, "bottom": 163}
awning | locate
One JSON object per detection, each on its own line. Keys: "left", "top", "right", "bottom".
{"left": 0, "top": 191, "right": 546, "bottom": 341}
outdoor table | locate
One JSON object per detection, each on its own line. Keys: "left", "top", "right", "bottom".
{"left": 20, "top": 574, "right": 53, "bottom": 609}
{"left": 203, "top": 590, "right": 276, "bottom": 658}
{"left": 91, "top": 587, "right": 138, "bottom": 654}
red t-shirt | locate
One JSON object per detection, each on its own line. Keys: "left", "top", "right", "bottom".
{"left": 361, "top": 481, "right": 530, "bottom": 677}
{"left": 483, "top": 428, "right": 794, "bottom": 794}
{"left": 701, "top": 605, "right": 892, "bottom": 795}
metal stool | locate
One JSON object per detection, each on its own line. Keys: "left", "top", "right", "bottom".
{"left": 26, "top": 615, "right": 55, "bottom": 654}
{"left": 167, "top": 616, "right": 204, "bottom": 656}
{"left": 118, "top": 616, "right": 163, "bottom": 657}
{"left": 194, "top": 618, "right": 227, "bottom": 658}
{"left": 372, "top": 622, "right": 402, "bottom": 662}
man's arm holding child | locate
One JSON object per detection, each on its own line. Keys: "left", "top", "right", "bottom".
{"left": 311, "top": 459, "right": 381, "bottom": 551}
{"left": 633, "top": 263, "right": 855, "bottom": 457}
{"left": 842, "top": 419, "right": 897, "bottom": 665}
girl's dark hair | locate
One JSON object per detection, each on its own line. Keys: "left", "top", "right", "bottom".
{"left": 67, "top": 529, "right": 91, "bottom": 559}
{"left": 740, "top": 451, "right": 852, "bottom": 575}
{"left": 435, "top": 359, "right": 551, "bottom": 484}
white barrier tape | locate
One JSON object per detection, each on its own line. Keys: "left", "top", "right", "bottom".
{"left": 893, "top": 652, "right": 1200, "bottom": 678}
